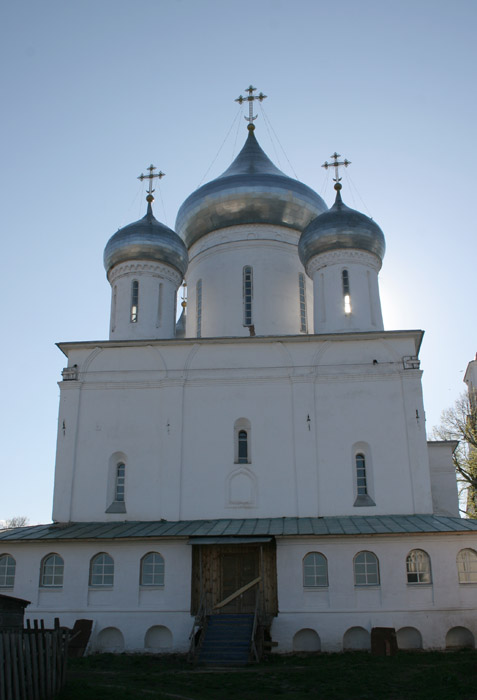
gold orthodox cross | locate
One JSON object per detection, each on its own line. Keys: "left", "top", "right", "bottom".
{"left": 235, "top": 85, "right": 267, "bottom": 124}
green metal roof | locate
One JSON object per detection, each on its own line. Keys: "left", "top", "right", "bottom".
{"left": 1, "top": 515, "right": 477, "bottom": 542}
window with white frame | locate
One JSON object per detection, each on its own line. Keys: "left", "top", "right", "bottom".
{"left": 130, "top": 280, "right": 139, "bottom": 323}
{"left": 342, "top": 269, "right": 351, "bottom": 314}
{"left": 354, "top": 551, "right": 380, "bottom": 586}
{"left": 0, "top": 554, "right": 15, "bottom": 588}
{"left": 140, "top": 552, "right": 165, "bottom": 586}
{"left": 196, "top": 279, "right": 202, "bottom": 338}
{"left": 115, "top": 462, "right": 125, "bottom": 502}
{"left": 243, "top": 266, "right": 253, "bottom": 326}
{"left": 299, "top": 273, "right": 307, "bottom": 333}
{"left": 40, "top": 553, "right": 64, "bottom": 587}
{"left": 406, "top": 549, "right": 432, "bottom": 584}
{"left": 89, "top": 553, "right": 114, "bottom": 587}
{"left": 457, "top": 548, "right": 477, "bottom": 583}
{"left": 303, "top": 552, "right": 328, "bottom": 587}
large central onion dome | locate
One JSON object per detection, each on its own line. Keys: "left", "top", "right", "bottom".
{"left": 299, "top": 185, "right": 386, "bottom": 268}
{"left": 104, "top": 201, "right": 188, "bottom": 277}
{"left": 176, "top": 125, "right": 328, "bottom": 249}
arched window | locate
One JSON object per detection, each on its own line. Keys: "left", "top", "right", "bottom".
{"left": 406, "top": 549, "right": 432, "bottom": 584}
{"left": 115, "top": 462, "right": 125, "bottom": 502}
{"left": 196, "top": 279, "right": 202, "bottom": 338}
{"left": 353, "top": 445, "right": 375, "bottom": 507}
{"left": 299, "top": 273, "right": 307, "bottom": 333}
{"left": 0, "top": 554, "right": 16, "bottom": 588}
{"left": 40, "top": 553, "right": 64, "bottom": 587}
{"left": 354, "top": 551, "right": 380, "bottom": 586}
{"left": 234, "top": 418, "right": 251, "bottom": 464}
{"left": 342, "top": 269, "right": 351, "bottom": 314}
{"left": 243, "top": 266, "right": 253, "bottom": 327}
{"left": 303, "top": 552, "right": 328, "bottom": 587}
{"left": 106, "top": 453, "right": 127, "bottom": 514}
{"left": 130, "top": 280, "right": 139, "bottom": 323}
{"left": 89, "top": 553, "right": 114, "bottom": 587}
{"left": 457, "top": 548, "right": 477, "bottom": 583}
{"left": 140, "top": 552, "right": 165, "bottom": 586}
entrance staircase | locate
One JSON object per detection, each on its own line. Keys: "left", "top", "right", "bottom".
{"left": 198, "top": 613, "right": 254, "bottom": 665}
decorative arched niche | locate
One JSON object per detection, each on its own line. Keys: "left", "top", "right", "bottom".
{"left": 96, "top": 627, "right": 124, "bottom": 653}
{"left": 226, "top": 469, "right": 257, "bottom": 507}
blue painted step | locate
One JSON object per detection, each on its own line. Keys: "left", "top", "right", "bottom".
{"left": 198, "top": 614, "right": 254, "bottom": 666}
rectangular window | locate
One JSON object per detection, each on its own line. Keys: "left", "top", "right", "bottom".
{"left": 342, "top": 270, "right": 351, "bottom": 314}
{"left": 156, "top": 282, "right": 163, "bottom": 327}
{"left": 243, "top": 267, "right": 253, "bottom": 326}
{"left": 196, "top": 279, "right": 202, "bottom": 338}
{"left": 131, "top": 280, "right": 139, "bottom": 323}
{"left": 115, "top": 463, "right": 125, "bottom": 502}
{"left": 299, "top": 273, "right": 307, "bottom": 333}
{"left": 356, "top": 454, "right": 367, "bottom": 495}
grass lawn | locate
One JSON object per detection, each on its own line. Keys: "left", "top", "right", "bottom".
{"left": 57, "top": 650, "right": 477, "bottom": 700}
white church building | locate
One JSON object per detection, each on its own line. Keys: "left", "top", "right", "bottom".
{"left": 2, "top": 93, "right": 477, "bottom": 656}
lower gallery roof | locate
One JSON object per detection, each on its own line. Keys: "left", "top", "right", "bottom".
{"left": 1, "top": 515, "right": 477, "bottom": 542}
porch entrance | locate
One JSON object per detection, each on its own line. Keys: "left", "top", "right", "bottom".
{"left": 190, "top": 539, "right": 278, "bottom": 618}
{"left": 220, "top": 550, "right": 259, "bottom": 613}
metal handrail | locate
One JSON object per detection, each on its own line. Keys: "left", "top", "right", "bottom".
{"left": 188, "top": 592, "right": 208, "bottom": 660}
{"left": 250, "top": 587, "right": 261, "bottom": 662}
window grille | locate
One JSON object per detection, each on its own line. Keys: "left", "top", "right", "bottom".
{"left": 196, "top": 279, "right": 202, "bottom": 338}
{"left": 303, "top": 552, "right": 328, "bottom": 587}
{"left": 140, "top": 552, "right": 165, "bottom": 586}
{"left": 238, "top": 430, "right": 249, "bottom": 464}
{"left": 299, "top": 273, "right": 307, "bottom": 333}
{"left": 0, "top": 555, "right": 15, "bottom": 587}
{"left": 40, "top": 554, "right": 64, "bottom": 587}
{"left": 243, "top": 267, "right": 253, "bottom": 326}
{"left": 115, "top": 462, "right": 125, "bottom": 502}
{"left": 90, "top": 553, "right": 114, "bottom": 587}
{"left": 356, "top": 453, "right": 368, "bottom": 496}
{"left": 354, "top": 551, "right": 380, "bottom": 586}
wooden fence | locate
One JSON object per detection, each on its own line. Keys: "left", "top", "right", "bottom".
{"left": 0, "top": 621, "right": 69, "bottom": 700}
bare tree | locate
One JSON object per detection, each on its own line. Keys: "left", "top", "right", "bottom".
{"left": 3, "top": 516, "right": 30, "bottom": 529}
{"left": 432, "top": 393, "right": 477, "bottom": 517}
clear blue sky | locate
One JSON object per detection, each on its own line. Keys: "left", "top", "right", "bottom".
{"left": 1, "top": 0, "right": 476, "bottom": 524}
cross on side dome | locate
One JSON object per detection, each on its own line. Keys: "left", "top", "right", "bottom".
{"left": 137, "top": 164, "right": 165, "bottom": 203}
{"left": 322, "top": 152, "right": 351, "bottom": 191}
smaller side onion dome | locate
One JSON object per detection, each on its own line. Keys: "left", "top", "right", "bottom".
{"left": 298, "top": 185, "right": 386, "bottom": 269}
{"left": 104, "top": 201, "right": 188, "bottom": 277}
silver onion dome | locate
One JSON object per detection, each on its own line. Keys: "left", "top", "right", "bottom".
{"left": 176, "top": 125, "right": 328, "bottom": 249}
{"left": 104, "top": 201, "right": 188, "bottom": 277}
{"left": 299, "top": 186, "right": 386, "bottom": 268}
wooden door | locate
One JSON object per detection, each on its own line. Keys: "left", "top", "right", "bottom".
{"left": 220, "top": 550, "right": 259, "bottom": 613}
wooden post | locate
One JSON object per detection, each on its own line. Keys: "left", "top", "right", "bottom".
{"left": 10, "top": 632, "right": 21, "bottom": 700}
{"left": 23, "top": 633, "right": 34, "bottom": 700}
{"left": 30, "top": 631, "right": 40, "bottom": 700}
{"left": 16, "top": 632, "right": 27, "bottom": 700}
{"left": 4, "top": 632, "right": 13, "bottom": 700}
{"left": 0, "top": 633, "right": 6, "bottom": 700}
